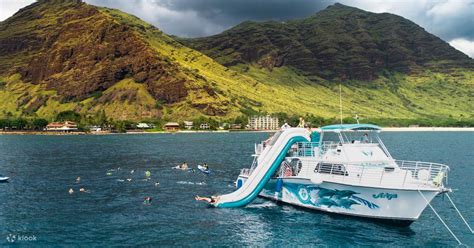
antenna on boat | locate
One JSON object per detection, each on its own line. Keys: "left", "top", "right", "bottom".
{"left": 339, "top": 84, "right": 343, "bottom": 125}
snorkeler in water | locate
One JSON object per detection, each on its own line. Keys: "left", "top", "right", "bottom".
{"left": 195, "top": 195, "right": 219, "bottom": 204}
{"left": 143, "top": 196, "right": 152, "bottom": 205}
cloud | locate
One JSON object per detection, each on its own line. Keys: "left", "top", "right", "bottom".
{"left": 449, "top": 38, "right": 474, "bottom": 58}
{"left": 86, "top": 0, "right": 226, "bottom": 37}
{"left": 0, "top": 0, "right": 35, "bottom": 21}
{"left": 338, "top": 0, "right": 474, "bottom": 41}
{"left": 82, "top": 0, "right": 474, "bottom": 44}
{"left": 84, "top": 0, "right": 333, "bottom": 37}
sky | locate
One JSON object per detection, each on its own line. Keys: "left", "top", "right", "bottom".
{"left": 1, "top": 0, "right": 473, "bottom": 58}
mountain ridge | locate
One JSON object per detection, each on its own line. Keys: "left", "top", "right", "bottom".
{"left": 180, "top": 3, "right": 473, "bottom": 81}
{"left": 0, "top": 1, "right": 473, "bottom": 123}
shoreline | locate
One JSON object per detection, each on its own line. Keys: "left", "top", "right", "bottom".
{"left": 1, "top": 127, "right": 474, "bottom": 135}
{"left": 381, "top": 127, "right": 474, "bottom": 132}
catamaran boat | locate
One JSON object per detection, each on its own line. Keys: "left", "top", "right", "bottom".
{"left": 210, "top": 124, "right": 452, "bottom": 226}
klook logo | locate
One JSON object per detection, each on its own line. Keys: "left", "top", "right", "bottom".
{"left": 6, "top": 234, "right": 16, "bottom": 243}
{"left": 6, "top": 233, "right": 37, "bottom": 243}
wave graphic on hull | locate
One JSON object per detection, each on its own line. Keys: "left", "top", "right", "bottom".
{"left": 285, "top": 183, "right": 379, "bottom": 210}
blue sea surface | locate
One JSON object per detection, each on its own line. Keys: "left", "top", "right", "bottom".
{"left": 0, "top": 132, "right": 473, "bottom": 246}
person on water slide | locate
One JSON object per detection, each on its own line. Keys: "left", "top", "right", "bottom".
{"left": 195, "top": 195, "right": 219, "bottom": 204}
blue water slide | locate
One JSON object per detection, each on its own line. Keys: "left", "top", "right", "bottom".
{"left": 214, "top": 128, "right": 310, "bottom": 208}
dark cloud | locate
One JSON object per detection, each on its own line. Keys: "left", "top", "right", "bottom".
{"left": 85, "top": 0, "right": 335, "bottom": 37}
{"left": 160, "top": 0, "right": 333, "bottom": 23}
{"left": 83, "top": 0, "right": 474, "bottom": 43}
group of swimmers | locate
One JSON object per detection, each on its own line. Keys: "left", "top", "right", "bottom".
{"left": 68, "top": 176, "right": 90, "bottom": 194}
{"left": 176, "top": 162, "right": 209, "bottom": 171}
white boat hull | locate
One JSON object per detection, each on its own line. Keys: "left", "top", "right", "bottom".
{"left": 237, "top": 176, "right": 440, "bottom": 226}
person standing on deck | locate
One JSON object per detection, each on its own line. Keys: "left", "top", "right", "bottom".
{"left": 297, "top": 117, "right": 305, "bottom": 128}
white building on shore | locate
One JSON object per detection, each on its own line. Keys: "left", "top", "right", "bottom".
{"left": 45, "top": 121, "right": 78, "bottom": 132}
{"left": 248, "top": 115, "right": 279, "bottom": 130}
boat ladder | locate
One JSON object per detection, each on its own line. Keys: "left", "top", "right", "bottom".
{"left": 418, "top": 190, "right": 473, "bottom": 246}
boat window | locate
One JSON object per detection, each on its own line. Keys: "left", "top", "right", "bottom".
{"left": 321, "top": 132, "right": 341, "bottom": 143}
{"left": 314, "top": 162, "right": 348, "bottom": 176}
{"left": 344, "top": 131, "right": 377, "bottom": 144}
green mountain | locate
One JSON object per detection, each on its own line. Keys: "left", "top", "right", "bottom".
{"left": 181, "top": 3, "right": 473, "bottom": 81}
{"left": 0, "top": 1, "right": 473, "bottom": 124}
{"left": 0, "top": 0, "right": 261, "bottom": 120}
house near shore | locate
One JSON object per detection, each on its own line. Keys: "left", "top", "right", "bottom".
{"left": 88, "top": 125, "right": 102, "bottom": 132}
{"left": 163, "top": 122, "right": 180, "bottom": 132}
{"left": 45, "top": 121, "right": 78, "bottom": 132}
{"left": 137, "top": 123, "right": 153, "bottom": 129}
{"left": 230, "top": 124, "right": 242, "bottom": 129}
{"left": 199, "top": 123, "right": 210, "bottom": 130}
{"left": 183, "top": 121, "right": 193, "bottom": 130}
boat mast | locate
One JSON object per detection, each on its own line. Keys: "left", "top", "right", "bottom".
{"left": 339, "top": 84, "right": 343, "bottom": 126}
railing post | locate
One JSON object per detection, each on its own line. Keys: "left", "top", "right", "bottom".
{"left": 402, "top": 170, "right": 408, "bottom": 187}
{"left": 415, "top": 162, "right": 419, "bottom": 179}
{"left": 379, "top": 168, "right": 384, "bottom": 185}
{"left": 330, "top": 163, "right": 334, "bottom": 178}
{"left": 428, "top": 163, "right": 433, "bottom": 184}
{"left": 359, "top": 165, "right": 365, "bottom": 185}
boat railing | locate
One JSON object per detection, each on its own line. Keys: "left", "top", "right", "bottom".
{"left": 395, "top": 160, "right": 450, "bottom": 185}
{"left": 241, "top": 156, "right": 259, "bottom": 177}
{"left": 255, "top": 142, "right": 266, "bottom": 155}
{"left": 287, "top": 142, "right": 320, "bottom": 157}
{"left": 312, "top": 160, "right": 449, "bottom": 188}
{"left": 240, "top": 168, "right": 252, "bottom": 177}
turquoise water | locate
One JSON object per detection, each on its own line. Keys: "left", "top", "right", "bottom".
{"left": 0, "top": 132, "right": 473, "bottom": 246}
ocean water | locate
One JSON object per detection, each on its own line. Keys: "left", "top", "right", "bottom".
{"left": 0, "top": 132, "right": 472, "bottom": 246}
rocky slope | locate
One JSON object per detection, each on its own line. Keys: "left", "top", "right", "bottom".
{"left": 0, "top": 0, "right": 241, "bottom": 120}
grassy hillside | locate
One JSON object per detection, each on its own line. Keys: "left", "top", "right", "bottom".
{"left": 0, "top": 1, "right": 472, "bottom": 124}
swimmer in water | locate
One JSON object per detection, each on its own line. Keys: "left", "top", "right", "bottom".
{"left": 195, "top": 195, "right": 219, "bottom": 204}
{"left": 69, "top": 188, "right": 74, "bottom": 194}
{"left": 143, "top": 196, "right": 152, "bottom": 205}
{"left": 79, "top": 187, "right": 90, "bottom": 193}
{"left": 76, "top": 177, "right": 81, "bottom": 183}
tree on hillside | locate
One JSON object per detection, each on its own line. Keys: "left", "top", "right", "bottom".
{"left": 0, "top": 119, "right": 10, "bottom": 130}
{"left": 56, "top": 110, "right": 81, "bottom": 122}
{"left": 94, "top": 109, "right": 108, "bottom": 127}
{"left": 31, "top": 118, "right": 49, "bottom": 130}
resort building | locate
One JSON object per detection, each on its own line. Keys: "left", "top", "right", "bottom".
{"left": 248, "top": 115, "right": 279, "bottom": 130}
{"left": 45, "top": 121, "right": 78, "bottom": 132}
{"left": 183, "top": 121, "right": 193, "bottom": 130}
{"left": 163, "top": 122, "right": 180, "bottom": 132}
